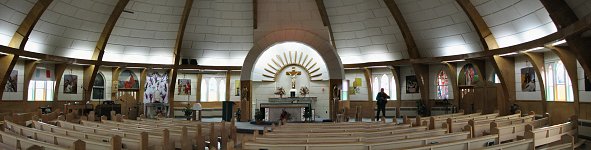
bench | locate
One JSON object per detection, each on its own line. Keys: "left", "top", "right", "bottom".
{"left": 253, "top": 128, "right": 449, "bottom": 144}
{"left": 4, "top": 120, "right": 113, "bottom": 150}
{"left": 404, "top": 134, "right": 499, "bottom": 150}
{"left": 524, "top": 116, "right": 578, "bottom": 147}
{"left": 0, "top": 130, "right": 75, "bottom": 150}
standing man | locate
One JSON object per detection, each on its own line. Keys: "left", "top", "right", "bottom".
{"left": 376, "top": 88, "right": 390, "bottom": 121}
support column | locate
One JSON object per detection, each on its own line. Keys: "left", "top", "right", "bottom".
{"left": 226, "top": 70, "right": 231, "bottom": 101}
{"left": 549, "top": 46, "right": 580, "bottom": 117}
{"left": 492, "top": 56, "right": 516, "bottom": 115}
{"left": 239, "top": 80, "right": 252, "bottom": 121}
{"left": 22, "top": 60, "right": 38, "bottom": 100}
{"left": 168, "top": 69, "right": 178, "bottom": 117}
{"left": 110, "top": 67, "right": 121, "bottom": 100}
{"left": 329, "top": 79, "right": 343, "bottom": 120}
{"left": 412, "top": 64, "right": 430, "bottom": 115}
{"left": 53, "top": 64, "right": 68, "bottom": 101}
{"left": 522, "top": 52, "right": 547, "bottom": 113}
{"left": 445, "top": 62, "right": 460, "bottom": 108}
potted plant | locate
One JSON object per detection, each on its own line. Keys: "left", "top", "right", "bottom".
{"left": 254, "top": 109, "right": 265, "bottom": 124}
{"left": 300, "top": 86, "right": 310, "bottom": 97}
{"left": 183, "top": 105, "right": 193, "bottom": 120}
{"left": 274, "top": 87, "right": 285, "bottom": 98}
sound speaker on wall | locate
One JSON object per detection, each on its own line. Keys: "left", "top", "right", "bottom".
{"left": 190, "top": 59, "right": 197, "bottom": 65}
{"left": 181, "top": 59, "right": 189, "bottom": 65}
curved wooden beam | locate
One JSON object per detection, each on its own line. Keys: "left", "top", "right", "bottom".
{"left": 522, "top": 52, "right": 547, "bottom": 113}
{"left": 83, "top": 0, "right": 130, "bottom": 101}
{"left": 444, "top": 62, "right": 460, "bottom": 107}
{"left": 383, "top": 0, "right": 430, "bottom": 111}
{"left": 456, "top": 0, "right": 514, "bottom": 114}
{"left": 315, "top": 0, "right": 336, "bottom": 48}
{"left": 0, "top": 0, "right": 53, "bottom": 100}
{"left": 168, "top": 0, "right": 195, "bottom": 116}
{"left": 548, "top": 46, "right": 580, "bottom": 117}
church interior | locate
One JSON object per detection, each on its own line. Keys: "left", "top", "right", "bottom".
{"left": 0, "top": 0, "right": 590, "bottom": 149}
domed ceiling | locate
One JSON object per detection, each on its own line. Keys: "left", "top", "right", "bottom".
{"left": 1, "top": 0, "right": 589, "bottom": 66}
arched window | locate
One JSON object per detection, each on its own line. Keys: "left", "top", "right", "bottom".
{"left": 436, "top": 70, "right": 449, "bottom": 99}
{"left": 546, "top": 61, "right": 573, "bottom": 102}
{"left": 200, "top": 79, "right": 207, "bottom": 101}
{"left": 381, "top": 74, "right": 390, "bottom": 96}
{"left": 92, "top": 73, "right": 105, "bottom": 100}
{"left": 372, "top": 77, "right": 379, "bottom": 101}
{"left": 219, "top": 79, "right": 226, "bottom": 101}
{"left": 207, "top": 78, "right": 218, "bottom": 102}
{"left": 373, "top": 74, "right": 396, "bottom": 101}
{"left": 390, "top": 76, "right": 397, "bottom": 100}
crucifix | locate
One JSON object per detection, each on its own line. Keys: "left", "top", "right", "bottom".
{"left": 286, "top": 67, "right": 301, "bottom": 89}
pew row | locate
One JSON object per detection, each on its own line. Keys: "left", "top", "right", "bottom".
{"left": 0, "top": 129, "right": 78, "bottom": 150}
{"left": 32, "top": 121, "right": 153, "bottom": 150}
{"left": 3, "top": 121, "right": 114, "bottom": 150}
{"left": 524, "top": 116, "right": 578, "bottom": 147}
{"left": 242, "top": 131, "right": 472, "bottom": 150}
{"left": 253, "top": 128, "right": 449, "bottom": 144}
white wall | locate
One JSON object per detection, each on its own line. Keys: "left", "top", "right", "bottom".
{"left": 58, "top": 65, "right": 84, "bottom": 101}
{"left": 2, "top": 60, "right": 24, "bottom": 100}
{"left": 344, "top": 69, "right": 368, "bottom": 101}
{"left": 514, "top": 55, "right": 541, "bottom": 100}
{"left": 400, "top": 66, "right": 420, "bottom": 100}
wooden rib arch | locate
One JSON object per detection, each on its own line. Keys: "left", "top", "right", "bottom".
{"left": 0, "top": 0, "right": 53, "bottom": 100}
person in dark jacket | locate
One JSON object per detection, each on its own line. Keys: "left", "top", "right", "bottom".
{"left": 376, "top": 88, "right": 390, "bottom": 121}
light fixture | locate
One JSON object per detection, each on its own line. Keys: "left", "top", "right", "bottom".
{"left": 522, "top": 47, "right": 544, "bottom": 53}
{"left": 19, "top": 56, "right": 40, "bottom": 61}
{"left": 0, "top": 52, "right": 7, "bottom": 55}
{"left": 498, "top": 52, "right": 518, "bottom": 57}
{"left": 442, "top": 59, "right": 465, "bottom": 63}
{"left": 551, "top": 40, "right": 566, "bottom": 46}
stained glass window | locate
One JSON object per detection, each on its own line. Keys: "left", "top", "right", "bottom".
{"left": 436, "top": 70, "right": 449, "bottom": 99}
{"left": 373, "top": 74, "right": 397, "bottom": 101}
{"left": 546, "top": 61, "right": 573, "bottom": 102}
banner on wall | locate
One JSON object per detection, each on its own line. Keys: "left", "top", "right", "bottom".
{"left": 63, "top": 75, "right": 78, "bottom": 94}
{"left": 33, "top": 68, "right": 54, "bottom": 81}
{"left": 520, "top": 67, "right": 536, "bottom": 92}
{"left": 4, "top": 70, "right": 17, "bottom": 92}
{"left": 177, "top": 79, "right": 191, "bottom": 95}
{"left": 144, "top": 72, "right": 169, "bottom": 103}
{"left": 406, "top": 76, "right": 419, "bottom": 93}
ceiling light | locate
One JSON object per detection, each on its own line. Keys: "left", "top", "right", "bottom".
{"left": 523, "top": 47, "right": 544, "bottom": 52}
{"left": 442, "top": 59, "right": 465, "bottom": 63}
{"left": 498, "top": 52, "right": 518, "bottom": 57}
{"left": 551, "top": 40, "right": 566, "bottom": 46}
{"left": 19, "top": 56, "right": 40, "bottom": 61}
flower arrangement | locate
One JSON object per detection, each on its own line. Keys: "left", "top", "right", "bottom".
{"left": 300, "top": 86, "right": 310, "bottom": 97}
{"left": 274, "top": 87, "right": 286, "bottom": 97}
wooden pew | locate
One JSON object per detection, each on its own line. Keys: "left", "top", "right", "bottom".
{"left": 0, "top": 130, "right": 78, "bottom": 150}
{"left": 475, "top": 134, "right": 574, "bottom": 150}
{"left": 33, "top": 121, "right": 152, "bottom": 150}
{"left": 404, "top": 134, "right": 499, "bottom": 150}
{"left": 429, "top": 112, "right": 485, "bottom": 129}
{"left": 4, "top": 121, "right": 114, "bottom": 150}
{"left": 263, "top": 125, "right": 433, "bottom": 138}
{"left": 524, "top": 116, "right": 577, "bottom": 147}
{"left": 490, "top": 122, "right": 533, "bottom": 143}
{"left": 56, "top": 120, "right": 166, "bottom": 150}
{"left": 243, "top": 131, "right": 472, "bottom": 150}
{"left": 253, "top": 128, "right": 449, "bottom": 144}
{"left": 470, "top": 114, "right": 535, "bottom": 137}
{"left": 475, "top": 139, "right": 534, "bottom": 150}
{"left": 271, "top": 124, "right": 411, "bottom": 133}
{"left": 531, "top": 113, "right": 551, "bottom": 128}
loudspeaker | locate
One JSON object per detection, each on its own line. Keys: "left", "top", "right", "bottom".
{"left": 189, "top": 59, "right": 197, "bottom": 65}
{"left": 181, "top": 59, "right": 189, "bottom": 65}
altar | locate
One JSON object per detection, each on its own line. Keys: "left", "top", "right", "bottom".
{"left": 260, "top": 102, "right": 311, "bottom": 122}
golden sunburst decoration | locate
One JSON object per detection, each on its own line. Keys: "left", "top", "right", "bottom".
{"left": 263, "top": 50, "right": 323, "bottom": 81}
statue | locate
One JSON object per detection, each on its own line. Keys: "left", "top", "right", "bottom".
{"left": 286, "top": 67, "right": 301, "bottom": 89}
